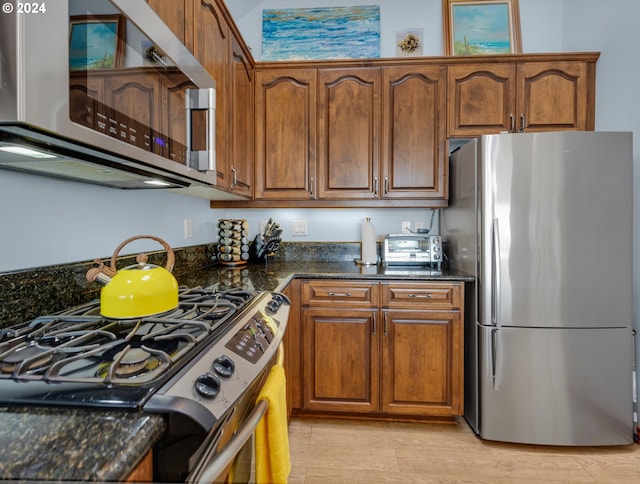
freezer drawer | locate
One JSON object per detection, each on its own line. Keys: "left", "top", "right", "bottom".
{"left": 477, "top": 324, "right": 634, "bottom": 445}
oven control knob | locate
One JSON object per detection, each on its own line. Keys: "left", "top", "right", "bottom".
{"left": 266, "top": 300, "right": 280, "bottom": 313}
{"left": 266, "top": 292, "right": 291, "bottom": 314}
{"left": 195, "top": 372, "right": 221, "bottom": 398}
{"left": 213, "top": 355, "right": 235, "bottom": 378}
{"left": 272, "top": 292, "right": 291, "bottom": 305}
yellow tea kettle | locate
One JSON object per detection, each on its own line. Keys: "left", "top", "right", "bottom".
{"left": 86, "top": 235, "right": 179, "bottom": 319}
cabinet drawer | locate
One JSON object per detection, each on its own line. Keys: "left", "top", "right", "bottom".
{"left": 381, "top": 282, "right": 461, "bottom": 309}
{"left": 301, "top": 280, "right": 378, "bottom": 307}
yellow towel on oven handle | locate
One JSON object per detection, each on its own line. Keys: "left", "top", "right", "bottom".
{"left": 255, "top": 361, "right": 290, "bottom": 484}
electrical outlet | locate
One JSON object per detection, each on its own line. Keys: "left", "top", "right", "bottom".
{"left": 292, "top": 219, "right": 308, "bottom": 236}
{"left": 184, "top": 218, "right": 192, "bottom": 239}
{"left": 415, "top": 221, "right": 424, "bottom": 231}
{"left": 401, "top": 221, "right": 411, "bottom": 234}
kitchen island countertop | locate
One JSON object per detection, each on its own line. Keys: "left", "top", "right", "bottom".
{"left": 0, "top": 260, "right": 472, "bottom": 482}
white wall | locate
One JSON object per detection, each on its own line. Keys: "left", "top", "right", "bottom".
{"left": 0, "top": 170, "right": 217, "bottom": 271}
{"left": 229, "top": 0, "right": 564, "bottom": 59}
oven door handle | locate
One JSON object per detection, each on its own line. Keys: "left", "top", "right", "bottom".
{"left": 190, "top": 398, "right": 268, "bottom": 483}
{"left": 189, "top": 344, "right": 284, "bottom": 483}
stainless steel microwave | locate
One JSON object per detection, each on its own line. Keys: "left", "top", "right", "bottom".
{"left": 382, "top": 234, "right": 443, "bottom": 266}
{"left": 0, "top": 0, "right": 240, "bottom": 200}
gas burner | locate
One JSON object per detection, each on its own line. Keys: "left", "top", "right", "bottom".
{"left": 0, "top": 344, "right": 54, "bottom": 374}
{"left": 114, "top": 347, "right": 153, "bottom": 377}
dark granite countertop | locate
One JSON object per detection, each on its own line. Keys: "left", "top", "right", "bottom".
{"left": 177, "top": 260, "right": 474, "bottom": 292}
{"left": 0, "top": 406, "right": 165, "bottom": 482}
{"left": 0, "top": 258, "right": 472, "bottom": 482}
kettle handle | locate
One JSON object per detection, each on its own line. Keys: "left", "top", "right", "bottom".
{"left": 109, "top": 235, "right": 176, "bottom": 274}
{"left": 87, "top": 235, "right": 176, "bottom": 283}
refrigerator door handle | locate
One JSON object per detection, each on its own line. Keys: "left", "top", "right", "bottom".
{"left": 491, "top": 327, "right": 501, "bottom": 390}
{"left": 491, "top": 218, "right": 501, "bottom": 328}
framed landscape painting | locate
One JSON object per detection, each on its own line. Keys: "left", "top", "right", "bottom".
{"left": 69, "top": 15, "right": 125, "bottom": 70}
{"left": 443, "top": 0, "right": 521, "bottom": 56}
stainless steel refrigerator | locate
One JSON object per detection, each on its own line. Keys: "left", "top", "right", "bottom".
{"left": 442, "top": 131, "right": 635, "bottom": 446}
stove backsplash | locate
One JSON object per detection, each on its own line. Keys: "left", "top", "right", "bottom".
{"left": 0, "top": 244, "right": 217, "bottom": 328}
{"left": 0, "top": 241, "right": 363, "bottom": 328}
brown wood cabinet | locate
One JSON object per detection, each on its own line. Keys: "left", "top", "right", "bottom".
{"left": 282, "top": 280, "right": 301, "bottom": 418}
{"left": 229, "top": 34, "right": 254, "bottom": 197}
{"left": 147, "top": 0, "right": 194, "bottom": 52}
{"left": 380, "top": 282, "right": 463, "bottom": 417}
{"left": 250, "top": 63, "right": 449, "bottom": 207}
{"left": 317, "top": 68, "right": 381, "bottom": 200}
{"left": 297, "top": 280, "right": 463, "bottom": 419}
{"left": 254, "top": 68, "right": 317, "bottom": 200}
{"left": 382, "top": 65, "right": 447, "bottom": 202}
{"left": 301, "top": 281, "right": 379, "bottom": 413}
{"left": 124, "top": 449, "right": 154, "bottom": 482}
{"left": 193, "top": 0, "right": 231, "bottom": 189}
{"left": 447, "top": 57, "right": 596, "bottom": 137}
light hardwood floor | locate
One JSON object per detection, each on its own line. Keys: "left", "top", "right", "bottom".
{"left": 287, "top": 417, "right": 640, "bottom": 483}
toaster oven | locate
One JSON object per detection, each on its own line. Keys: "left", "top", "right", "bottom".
{"left": 382, "top": 234, "right": 442, "bottom": 267}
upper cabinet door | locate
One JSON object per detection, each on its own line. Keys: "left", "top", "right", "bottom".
{"left": 448, "top": 59, "right": 595, "bottom": 137}
{"left": 193, "top": 0, "right": 230, "bottom": 189}
{"left": 382, "top": 65, "right": 448, "bottom": 201}
{"left": 254, "top": 69, "right": 317, "bottom": 200}
{"left": 447, "top": 63, "right": 517, "bottom": 137}
{"left": 229, "top": 34, "right": 254, "bottom": 198}
{"left": 517, "top": 61, "right": 590, "bottom": 132}
{"left": 317, "top": 68, "right": 381, "bottom": 200}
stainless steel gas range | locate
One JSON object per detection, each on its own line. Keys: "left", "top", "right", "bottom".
{"left": 0, "top": 286, "right": 290, "bottom": 482}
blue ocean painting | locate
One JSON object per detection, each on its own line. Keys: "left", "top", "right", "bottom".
{"left": 262, "top": 6, "right": 380, "bottom": 61}
{"left": 452, "top": 3, "right": 512, "bottom": 55}
{"left": 69, "top": 21, "right": 119, "bottom": 70}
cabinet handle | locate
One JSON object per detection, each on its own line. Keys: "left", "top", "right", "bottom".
{"left": 309, "top": 177, "right": 315, "bottom": 198}
{"left": 509, "top": 114, "right": 515, "bottom": 133}
{"left": 327, "top": 292, "right": 352, "bottom": 297}
{"left": 408, "top": 293, "right": 432, "bottom": 298}
{"left": 185, "top": 88, "right": 216, "bottom": 172}
{"left": 519, "top": 113, "right": 526, "bottom": 133}
{"left": 230, "top": 166, "right": 237, "bottom": 189}
{"left": 383, "top": 312, "right": 388, "bottom": 336}
{"left": 384, "top": 176, "right": 389, "bottom": 197}
{"left": 372, "top": 312, "right": 377, "bottom": 335}
{"left": 373, "top": 177, "right": 378, "bottom": 197}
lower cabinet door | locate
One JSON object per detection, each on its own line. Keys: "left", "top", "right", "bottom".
{"left": 302, "top": 308, "right": 379, "bottom": 413}
{"left": 381, "top": 310, "right": 463, "bottom": 417}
